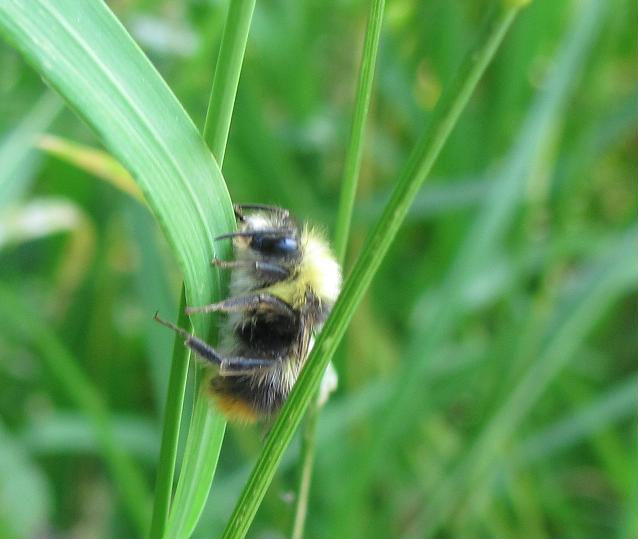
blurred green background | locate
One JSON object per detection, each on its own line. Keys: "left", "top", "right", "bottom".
{"left": 0, "top": 0, "right": 635, "bottom": 538}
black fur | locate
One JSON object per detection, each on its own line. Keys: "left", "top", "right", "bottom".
{"left": 235, "top": 310, "right": 301, "bottom": 359}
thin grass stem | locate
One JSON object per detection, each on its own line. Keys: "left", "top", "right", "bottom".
{"left": 148, "top": 289, "right": 191, "bottom": 539}
{"left": 290, "top": 397, "right": 320, "bottom": 539}
{"left": 333, "top": 0, "right": 386, "bottom": 263}
{"left": 290, "top": 1, "right": 385, "bottom": 537}
{"left": 203, "top": 0, "right": 257, "bottom": 162}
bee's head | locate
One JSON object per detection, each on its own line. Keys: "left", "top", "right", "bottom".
{"left": 232, "top": 205, "right": 301, "bottom": 261}
{"left": 249, "top": 232, "right": 298, "bottom": 258}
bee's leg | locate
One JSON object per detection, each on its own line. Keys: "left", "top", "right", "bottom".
{"left": 153, "top": 312, "right": 271, "bottom": 374}
{"left": 185, "top": 293, "right": 295, "bottom": 318}
{"left": 153, "top": 312, "right": 225, "bottom": 364}
{"left": 211, "top": 258, "right": 289, "bottom": 280}
{"left": 218, "top": 356, "right": 273, "bottom": 376}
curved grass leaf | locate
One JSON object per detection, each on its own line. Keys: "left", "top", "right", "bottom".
{"left": 37, "top": 134, "right": 145, "bottom": 204}
{"left": 0, "top": 0, "right": 236, "bottom": 534}
{"left": 0, "top": 0, "right": 235, "bottom": 324}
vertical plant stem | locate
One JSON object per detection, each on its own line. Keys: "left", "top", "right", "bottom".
{"left": 161, "top": 2, "right": 257, "bottom": 538}
{"left": 333, "top": 0, "right": 386, "bottom": 263}
{"left": 203, "top": 0, "right": 257, "bottom": 162}
{"left": 148, "top": 289, "right": 190, "bottom": 539}
{"left": 290, "top": 398, "right": 320, "bottom": 539}
{"left": 291, "top": 1, "right": 385, "bottom": 537}
{"left": 219, "top": 5, "right": 524, "bottom": 539}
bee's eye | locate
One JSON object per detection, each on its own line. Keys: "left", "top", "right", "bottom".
{"left": 251, "top": 235, "right": 298, "bottom": 256}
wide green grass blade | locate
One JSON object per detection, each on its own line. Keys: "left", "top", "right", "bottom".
{"left": 164, "top": 386, "right": 227, "bottom": 539}
{"left": 0, "top": 0, "right": 235, "bottom": 535}
{"left": 219, "top": 4, "right": 525, "bottom": 539}
{"left": 0, "top": 0, "right": 235, "bottom": 319}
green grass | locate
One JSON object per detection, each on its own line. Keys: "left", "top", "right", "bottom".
{"left": 218, "top": 5, "right": 523, "bottom": 539}
{"left": 161, "top": 3, "right": 256, "bottom": 538}
{"left": 292, "top": 1, "right": 385, "bottom": 536}
{"left": 0, "top": 0, "right": 635, "bottom": 538}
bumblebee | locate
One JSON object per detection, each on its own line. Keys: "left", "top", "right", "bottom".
{"left": 155, "top": 204, "right": 342, "bottom": 422}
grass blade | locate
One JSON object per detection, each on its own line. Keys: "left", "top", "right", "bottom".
{"left": 333, "top": 0, "right": 386, "bottom": 263}
{"left": 203, "top": 0, "right": 256, "bottom": 161}
{"left": 0, "top": 0, "right": 236, "bottom": 320}
{"left": 418, "top": 228, "right": 637, "bottom": 537}
{"left": 0, "top": 91, "right": 61, "bottom": 207}
{"left": 149, "top": 290, "right": 191, "bottom": 539}
{"left": 219, "top": 5, "right": 525, "bottom": 539}
{"left": 163, "top": 387, "right": 227, "bottom": 539}
{"left": 0, "top": 0, "right": 237, "bottom": 534}
{"left": 37, "top": 134, "right": 145, "bottom": 204}
{"left": 292, "top": 1, "right": 385, "bottom": 537}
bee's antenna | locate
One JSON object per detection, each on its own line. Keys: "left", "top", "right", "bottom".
{"left": 214, "top": 229, "right": 295, "bottom": 241}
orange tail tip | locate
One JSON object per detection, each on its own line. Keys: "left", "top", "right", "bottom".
{"left": 214, "top": 393, "right": 259, "bottom": 424}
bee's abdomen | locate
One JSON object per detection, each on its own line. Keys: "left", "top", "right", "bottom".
{"left": 210, "top": 372, "right": 290, "bottom": 421}
{"left": 235, "top": 310, "right": 301, "bottom": 358}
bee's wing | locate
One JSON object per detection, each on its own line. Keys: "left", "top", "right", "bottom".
{"left": 296, "top": 296, "right": 331, "bottom": 366}
{"left": 298, "top": 324, "right": 314, "bottom": 363}
{"left": 296, "top": 318, "right": 315, "bottom": 364}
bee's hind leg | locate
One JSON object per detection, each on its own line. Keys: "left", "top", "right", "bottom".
{"left": 217, "top": 356, "right": 273, "bottom": 376}
{"left": 153, "top": 312, "right": 272, "bottom": 375}
{"left": 153, "top": 312, "right": 225, "bottom": 365}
